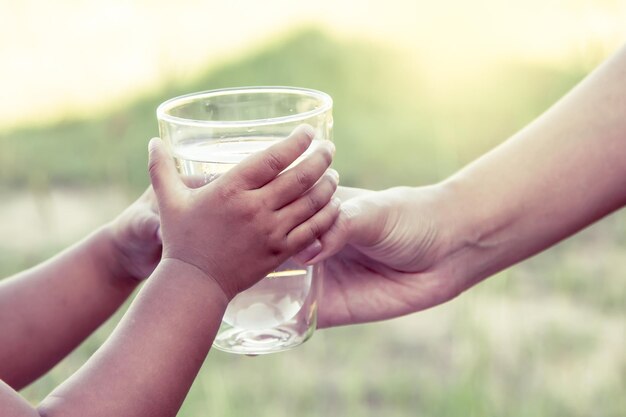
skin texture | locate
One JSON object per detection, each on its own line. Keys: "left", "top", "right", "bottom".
{"left": 0, "top": 188, "right": 161, "bottom": 390}
{"left": 0, "top": 125, "right": 339, "bottom": 417}
{"left": 309, "top": 45, "right": 626, "bottom": 329}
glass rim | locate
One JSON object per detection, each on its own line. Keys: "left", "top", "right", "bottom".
{"left": 156, "top": 86, "right": 333, "bottom": 128}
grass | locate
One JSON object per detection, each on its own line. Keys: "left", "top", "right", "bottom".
{"left": 2, "top": 28, "right": 625, "bottom": 416}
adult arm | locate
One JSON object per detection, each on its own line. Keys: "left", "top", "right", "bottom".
{"left": 312, "top": 45, "right": 626, "bottom": 327}
{"left": 443, "top": 44, "right": 626, "bottom": 284}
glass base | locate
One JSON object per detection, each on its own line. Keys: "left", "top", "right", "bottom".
{"left": 213, "top": 324, "right": 314, "bottom": 355}
{"left": 213, "top": 260, "right": 319, "bottom": 355}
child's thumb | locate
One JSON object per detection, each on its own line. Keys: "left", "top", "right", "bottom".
{"left": 148, "top": 138, "right": 182, "bottom": 204}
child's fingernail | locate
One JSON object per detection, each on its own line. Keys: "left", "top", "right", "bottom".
{"left": 328, "top": 169, "right": 340, "bottom": 183}
{"left": 298, "top": 124, "right": 316, "bottom": 141}
{"left": 332, "top": 197, "right": 341, "bottom": 207}
{"left": 327, "top": 141, "right": 336, "bottom": 156}
{"left": 297, "top": 239, "right": 322, "bottom": 263}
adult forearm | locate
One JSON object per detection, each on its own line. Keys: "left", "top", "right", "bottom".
{"left": 0, "top": 226, "right": 138, "bottom": 389}
{"left": 441, "top": 45, "right": 626, "bottom": 287}
{"left": 37, "top": 259, "right": 227, "bottom": 417}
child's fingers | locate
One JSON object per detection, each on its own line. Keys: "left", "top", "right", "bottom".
{"left": 301, "top": 205, "right": 354, "bottom": 264}
{"left": 132, "top": 210, "right": 162, "bottom": 242}
{"left": 148, "top": 138, "right": 185, "bottom": 205}
{"left": 266, "top": 140, "right": 335, "bottom": 209}
{"left": 226, "top": 125, "right": 315, "bottom": 190}
{"left": 277, "top": 169, "right": 339, "bottom": 228}
{"left": 293, "top": 239, "right": 323, "bottom": 265}
{"left": 285, "top": 197, "right": 341, "bottom": 253}
{"left": 304, "top": 194, "right": 380, "bottom": 264}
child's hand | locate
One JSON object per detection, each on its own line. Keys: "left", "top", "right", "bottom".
{"left": 148, "top": 125, "right": 339, "bottom": 299}
{"left": 107, "top": 188, "right": 162, "bottom": 282}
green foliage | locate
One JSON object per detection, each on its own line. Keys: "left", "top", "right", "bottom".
{"left": 0, "top": 28, "right": 587, "bottom": 191}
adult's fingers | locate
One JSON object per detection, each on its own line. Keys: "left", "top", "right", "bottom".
{"left": 226, "top": 124, "right": 316, "bottom": 190}
{"left": 148, "top": 138, "right": 185, "bottom": 206}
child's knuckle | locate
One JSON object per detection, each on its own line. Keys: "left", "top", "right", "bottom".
{"left": 215, "top": 181, "right": 238, "bottom": 201}
{"left": 239, "top": 200, "right": 262, "bottom": 222}
{"left": 296, "top": 132, "right": 312, "bottom": 152}
{"left": 306, "top": 220, "right": 323, "bottom": 240}
{"left": 296, "top": 169, "right": 311, "bottom": 189}
{"left": 264, "top": 152, "right": 284, "bottom": 173}
{"left": 306, "top": 193, "right": 322, "bottom": 213}
{"left": 266, "top": 232, "right": 286, "bottom": 255}
{"left": 319, "top": 146, "right": 332, "bottom": 166}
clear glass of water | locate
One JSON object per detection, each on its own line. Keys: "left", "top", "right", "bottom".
{"left": 156, "top": 87, "right": 333, "bottom": 354}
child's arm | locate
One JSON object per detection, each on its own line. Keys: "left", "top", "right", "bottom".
{"left": 1, "top": 126, "right": 338, "bottom": 417}
{"left": 0, "top": 189, "right": 161, "bottom": 390}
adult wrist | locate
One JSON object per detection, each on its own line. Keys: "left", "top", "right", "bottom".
{"left": 435, "top": 174, "right": 518, "bottom": 289}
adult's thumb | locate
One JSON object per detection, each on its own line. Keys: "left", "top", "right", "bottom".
{"left": 307, "top": 192, "right": 389, "bottom": 264}
{"left": 340, "top": 197, "right": 389, "bottom": 247}
{"left": 148, "top": 138, "right": 181, "bottom": 204}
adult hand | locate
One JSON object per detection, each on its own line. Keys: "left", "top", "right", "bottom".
{"left": 303, "top": 185, "right": 466, "bottom": 328}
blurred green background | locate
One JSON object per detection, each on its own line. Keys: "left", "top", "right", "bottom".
{"left": 0, "top": 1, "right": 624, "bottom": 416}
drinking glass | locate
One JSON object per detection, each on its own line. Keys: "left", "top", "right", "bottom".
{"left": 157, "top": 87, "right": 333, "bottom": 354}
